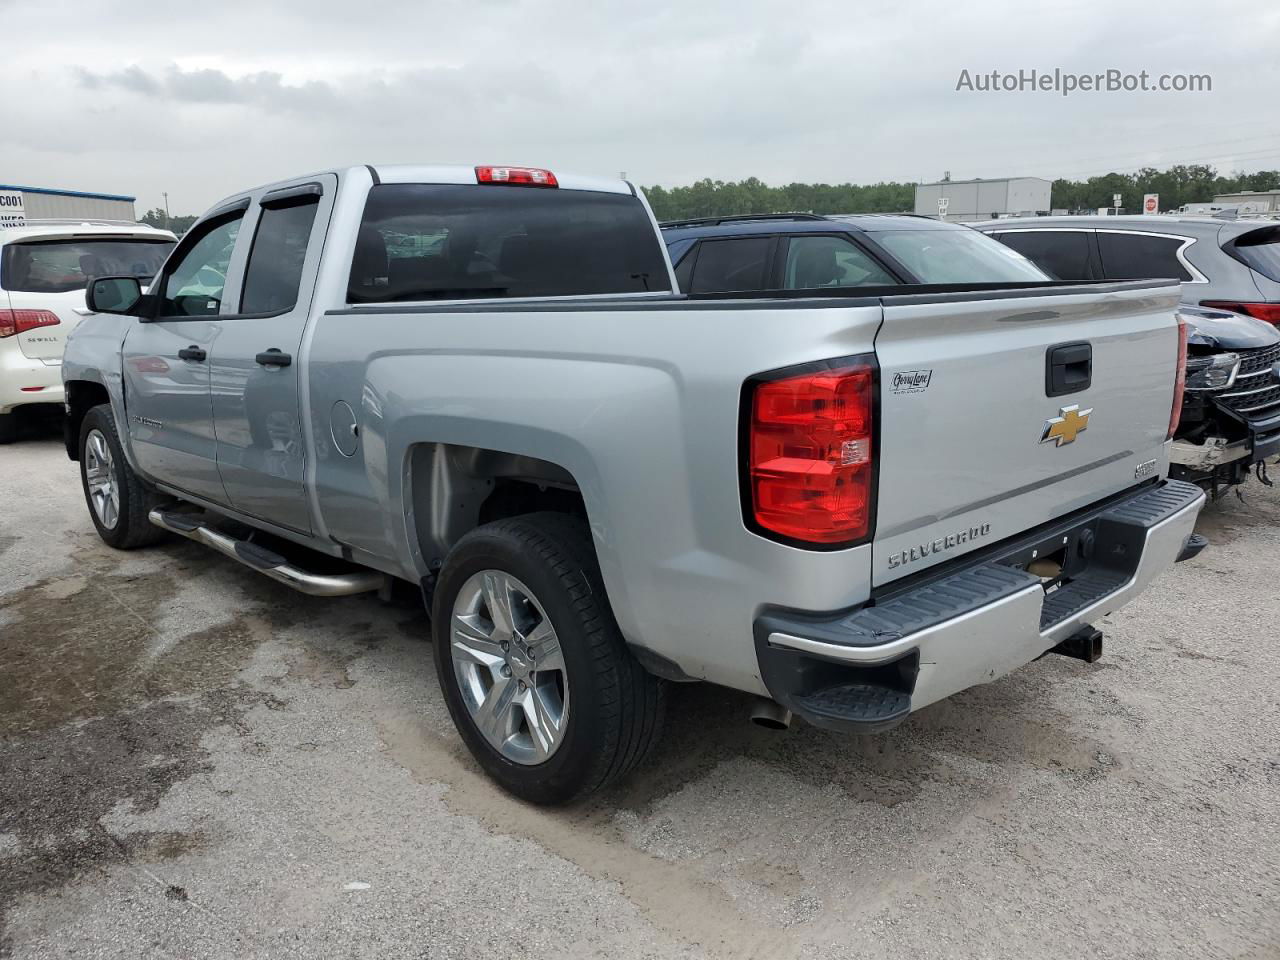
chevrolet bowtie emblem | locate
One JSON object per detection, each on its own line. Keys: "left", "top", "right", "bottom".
{"left": 1040, "top": 404, "right": 1092, "bottom": 446}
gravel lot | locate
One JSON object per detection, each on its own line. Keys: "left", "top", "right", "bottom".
{"left": 1, "top": 433, "right": 1277, "bottom": 959}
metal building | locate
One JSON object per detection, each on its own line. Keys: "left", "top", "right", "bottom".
{"left": 0, "top": 183, "right": 136, "bottom": 226}
{"left": 913, "top": 177, "right": 1052, "bottom": 222}
{"left": 1212, "top": 190, "right": 1280, "bottom": 215}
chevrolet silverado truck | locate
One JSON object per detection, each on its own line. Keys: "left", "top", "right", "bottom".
{"left": 63, "top": 164, "right": 1207, "bottom": 803}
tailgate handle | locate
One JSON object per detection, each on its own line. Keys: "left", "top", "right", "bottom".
{"left": 1046, "top": 342, "right": 1092, "bottom": 397}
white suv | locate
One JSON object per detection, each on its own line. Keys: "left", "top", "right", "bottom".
{"left": 0, "top": 220, "right": 175, "bottom": 442}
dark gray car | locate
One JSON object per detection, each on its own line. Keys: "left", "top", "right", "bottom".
{"left": 975, "top": 214, "right": 1280, "bottom": 322}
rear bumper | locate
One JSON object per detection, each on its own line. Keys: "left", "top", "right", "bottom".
{"left": 0, "top": 349, "right": 63, "bottom": 414}
{"left": 754, "top": 479, "right": 1206, "bottom": 733}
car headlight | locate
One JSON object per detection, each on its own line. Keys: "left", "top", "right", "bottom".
{"left": 1184, "top": 353, "right": 1241, "bottom": 391}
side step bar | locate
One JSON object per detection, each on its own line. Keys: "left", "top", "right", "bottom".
{"left": 148, "top": 509, "right": 386, "bottom": 597}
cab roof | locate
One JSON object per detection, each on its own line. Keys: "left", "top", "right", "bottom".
{"left": 208, "top": 164, "right": 636, "bottom": 214}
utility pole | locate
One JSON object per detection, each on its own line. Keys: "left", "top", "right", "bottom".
{"left": 162, "top": 192, "right": 171, "bottom": 230}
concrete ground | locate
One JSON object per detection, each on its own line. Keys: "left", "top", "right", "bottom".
{"left": 1, "top": 434, "right": 1277, "bottom": 960}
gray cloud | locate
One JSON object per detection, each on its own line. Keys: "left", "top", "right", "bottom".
{"left": 79, "top": 64, "right": 338, "bottom": 111}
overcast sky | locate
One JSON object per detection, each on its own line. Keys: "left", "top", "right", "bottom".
{"left": 1, "top": 0, "right": 1276, "bottom": 215}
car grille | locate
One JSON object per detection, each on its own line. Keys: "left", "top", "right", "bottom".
{"left": 1212, "top": 342, "right": 1280, "bottom": 422}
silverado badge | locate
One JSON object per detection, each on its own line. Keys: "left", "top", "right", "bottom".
{"left": 1040, "top": 404, "right": 1092, "bottom": 446}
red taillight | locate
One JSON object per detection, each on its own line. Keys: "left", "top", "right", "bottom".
{"left": 475, "top": 165, "right": 558, "bottom": 188}
{"left": 746, "top": 357, "right": 877, "bottom": 545}
{"left": 1168, "top": 314, "right": 1188, "bottom": 440}
{"left": 0, "top": 309, "right": 60, "bottom": 339}
{"left": 1200, "top": 300, "right": 1280, "bottom": 326}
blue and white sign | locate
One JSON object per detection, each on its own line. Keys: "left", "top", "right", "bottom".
{"left": 0, "top": 190, "right": 25, "bottom": 226}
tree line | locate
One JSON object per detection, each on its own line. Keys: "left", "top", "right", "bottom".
{"left": 643, "top": 165, "right": 1280, "bottom": 221}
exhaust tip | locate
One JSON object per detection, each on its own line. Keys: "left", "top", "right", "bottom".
{"left": 750, "top": 698, "right": 792, "bottom": 730}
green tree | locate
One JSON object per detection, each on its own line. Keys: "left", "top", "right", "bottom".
{"left": 139, "top": 207, "right": 198, "bottom": 236}
{"left": 643, "top": 165, "right": 1280, "bottom": 221}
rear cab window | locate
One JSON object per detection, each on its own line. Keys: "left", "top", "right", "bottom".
{"left": 348, "top": 184, "right": 671, "bottom": 302}
{"left": 1, "top": 238, "right": 174, "bottom": 294}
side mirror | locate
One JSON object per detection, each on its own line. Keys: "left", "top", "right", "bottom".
{"left": 86, "top": 276, "right": 143, "bottom": 315}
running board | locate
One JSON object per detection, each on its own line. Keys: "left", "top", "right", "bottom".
{"left": 148, "top": 508, "right": 386, "bottom": 597}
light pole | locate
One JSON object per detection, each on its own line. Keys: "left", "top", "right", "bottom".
{"left": 162, "top": 192, "right": 171, "bottom": 230}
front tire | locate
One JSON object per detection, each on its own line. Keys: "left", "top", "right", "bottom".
{"left": 432, "top": 513, "right": 665, "bottom": 804}
{"left": 78, "top": 404, "right": 168, "bottom": 549}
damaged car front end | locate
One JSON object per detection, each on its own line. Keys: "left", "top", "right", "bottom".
{"left": 1171, "top": 305, "right": 1280, "bottom": 492}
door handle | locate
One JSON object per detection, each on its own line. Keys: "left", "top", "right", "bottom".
{"left": 177, "top": 345, "right": 206, "bottom": 362}
{"left": 255, "top": 348, "right": 292, "bottom": 368}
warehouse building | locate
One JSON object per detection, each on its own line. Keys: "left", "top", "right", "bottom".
{"left": 1212, "top": 190, "right": 1280, "bottom": 215}
{"left": 914, "top": 177, "right": 1052, "bottom": 222}
{"left": 0, "top": 183, "right": 137, "bottom": 226}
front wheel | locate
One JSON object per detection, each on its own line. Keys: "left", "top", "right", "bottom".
{"left": 432, "top": 513, "right": 665, "bottom": 804}
{"left": 78, "top": 404, "right": 168, "bottom": 549}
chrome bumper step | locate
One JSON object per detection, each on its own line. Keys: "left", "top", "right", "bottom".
{"left": 148, "top": 508, "right": 386, "bottom": 597}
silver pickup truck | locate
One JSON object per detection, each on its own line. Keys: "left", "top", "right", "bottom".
{"left": 64, "top": 164, "right": 1207, "bottom": 803}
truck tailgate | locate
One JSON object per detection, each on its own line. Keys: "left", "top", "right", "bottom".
{"left": 871, "top": 281, "right": 1181, "bottom": 587}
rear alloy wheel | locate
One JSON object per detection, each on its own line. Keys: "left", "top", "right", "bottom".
{"left": 450, "top": 570, "right": 570, "bottom": 765}
{"left": 432, "top": 513, "right": 665, "bottom": 804}
{"left": 78, "top": 404, "right": 169, "bottom": 550}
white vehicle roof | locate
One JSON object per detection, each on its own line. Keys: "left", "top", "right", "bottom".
{"left": 0, "top": 221, "right": 177, "bottom": 245}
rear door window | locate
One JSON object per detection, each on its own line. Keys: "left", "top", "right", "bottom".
{"left": 240, "top": 197, "right": 320, "bottom": 314}
{"left": 1097, "top": 232, "right": 1192, "bottom": 281}
{"left": 687, "top": 237, "right": 772, "bottom": 293}
{"left": 782, "top": 235, "right": 896, "bottom": 288}
{"left": 1, "top": 239, "right": 173, "bottom": 293}
{"left": 1230, "top": 226, "right": 1280, "bottom": 282}
{"left": 994, "top": 231, "right": 1096, "bottom": 281}
{"left": 348, "top": 183, "right": 670, "bottom": 302}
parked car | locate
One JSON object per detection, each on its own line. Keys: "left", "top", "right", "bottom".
{"left": 64, "top": 165, "right": 1205, "bottom": 803}
{"left": 661, "top": 213, "right": 1050, "bottom": 292}
{"left": 977, "top": 216, "right": 1280, "bottom": 490}
{"left": 0, "top": 220, "right": 175, "bottom": 442}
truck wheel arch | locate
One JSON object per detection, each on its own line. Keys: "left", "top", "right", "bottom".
{"left": 406, "top": 443, "right": 590, "bottom": 563}
{"left": 64, "top": 380, "right": 111, "bottom": 461}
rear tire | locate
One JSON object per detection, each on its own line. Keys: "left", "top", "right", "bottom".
{"left": 0, "top": 412, "right": 19, "bottom": 444}
{"left": 78, "top": 404, "right": 168, "bottom": 550}
{"left": 432, "top": 513, "right": 665, "bottom": 804}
